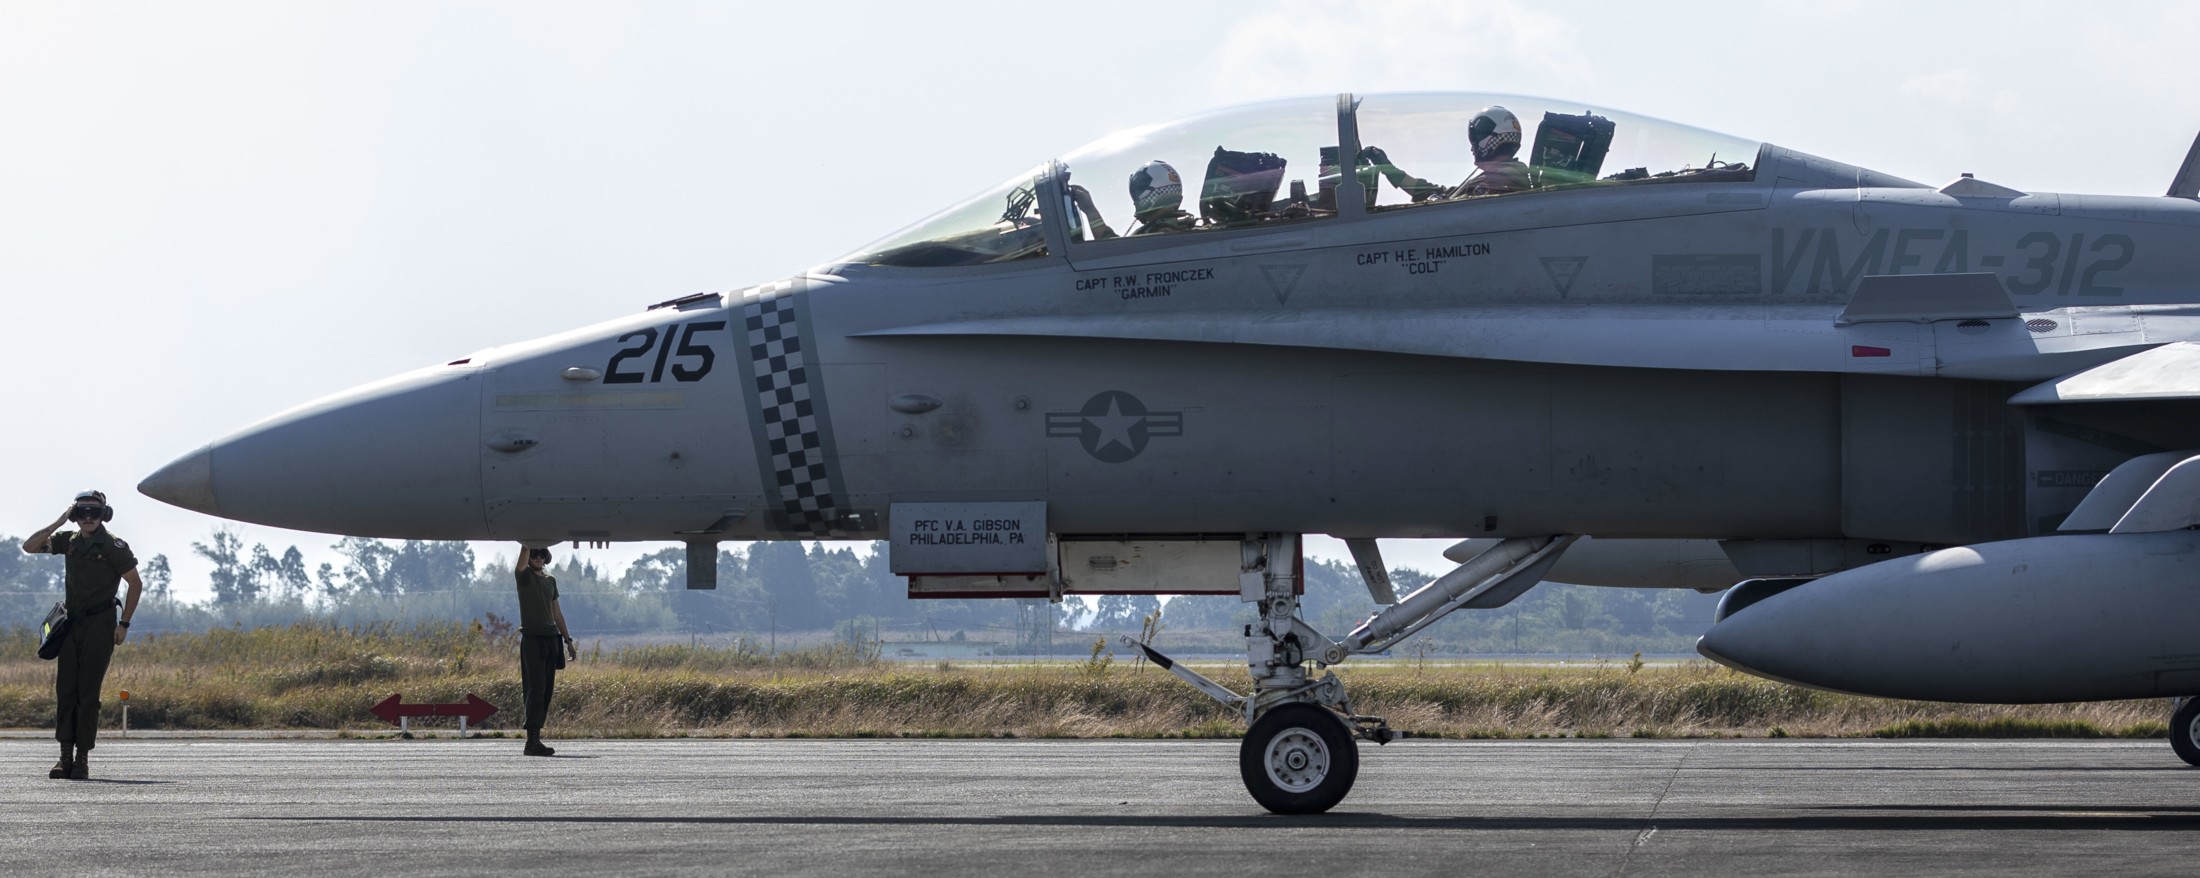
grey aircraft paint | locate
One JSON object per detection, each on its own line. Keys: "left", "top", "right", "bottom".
{"left": 133, "top": 92, "right": 2200, "bottom": 809}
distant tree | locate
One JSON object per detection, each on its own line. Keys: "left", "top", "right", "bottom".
{"left": 194, "top": 528, "right": 256, "bottom": 605}
{"left": 0, "top": 537, "right": 58, "bottom": 586}
{"left": 142, "top": 554, "right": 172, "bottom": 602}
{"left": 1091, "top": 594, "right": 1160, "bottom": 631}
{"left": 331, "top": 538, "right": 472, "bottom": 595}
{"left": 274, "top": 547, "right": 311, "bottom": 599}
{"left": 248, "top": 543, "right": 279, "bottom": 599}
{"left": 808, "top": 542, "right": 871, "bottom": 620}
{"left": 334, "top": 536, "right": 397, "bottom": 595}
{"left": 1149, "top": 596, "right": 1221, "bottom": 630}
{"left": 619, "top": 547, "right": 685, "bottom": 594}
{"left": 1607, "top": 590, "right": 1658, "bottom": 636}
{"left": 1559, "top": 589, "right": 1598, "bottom": 630}
{"left": 856, "top": 545, "right": 910, "bottom": 621}
{"left": 748, "top": 541, "right": 823, "bottom": 629}
{"left": 540, "top": 556, "right": 676, "bottom": 635}
{"left": 384, "top": 541, "right": 476, "bottom": 593}
{"left": 0, "top": 536, "right": 66, "bottom": 622}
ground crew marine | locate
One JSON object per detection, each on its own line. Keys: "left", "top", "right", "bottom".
{"left": 515, "top": 546, "right": 578, "bottom": 756}
{"left": 21, "top": 490, "right": 144, "bottom": 780}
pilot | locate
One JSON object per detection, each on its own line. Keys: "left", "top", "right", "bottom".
{"left": 1125, "top": 160, "right": 1196, "bottom": 235}
{"left": 1362, "top": 105, "right": 1533, "bottom": 201}
{"left": 514, "top": 545, "right": 578, "bottom": 756}
{"left": 21, "top": 490, "right": 142, "bottom": 780}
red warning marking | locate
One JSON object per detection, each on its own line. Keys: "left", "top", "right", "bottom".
{"left": 370, "top": 693, "right": 498, "bottom": 725}
{"left": 1851, "top": 345, "right": 1891, "bottom": 358}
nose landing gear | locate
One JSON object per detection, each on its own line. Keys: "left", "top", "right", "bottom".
{"left": 1132, "top": 532, "right": 1574, "bottom": 813}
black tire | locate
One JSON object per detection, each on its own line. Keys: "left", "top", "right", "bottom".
{"left": 1239, "top": 703, "right": 1358, "bottom": 814}
{"left": 2172, "top": 698, "right": 2200, "bottom": 767}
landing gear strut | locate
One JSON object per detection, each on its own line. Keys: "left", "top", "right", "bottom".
{"left": 1128, "top": 532, "right": 1576, "bottom": 814}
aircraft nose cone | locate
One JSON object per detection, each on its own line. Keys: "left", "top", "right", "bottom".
{"left": 163, "top": 366, "right": 487, "bottom": 538}
{"left": 138, "top": 444, "right": 220, "bottom": 516}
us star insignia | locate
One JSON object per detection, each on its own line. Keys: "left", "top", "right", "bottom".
{"left": 1045, "top": 391, "right": 1184, "bottom": 463}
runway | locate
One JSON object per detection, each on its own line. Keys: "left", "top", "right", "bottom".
{"left": 4, "top": 738, "right": 2198, "bottom": 876}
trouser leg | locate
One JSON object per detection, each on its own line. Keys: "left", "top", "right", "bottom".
{"left": 521, "top": 637, "right": 553, "bottom": 731}
{"left": 59, "top": 621, "right": 116, "bottom": 750}
{"left": 542, "top": 646, "right": 557, "bottom": 728}
{"left": 55, "top": 639, "right": 78, "bottom": 746}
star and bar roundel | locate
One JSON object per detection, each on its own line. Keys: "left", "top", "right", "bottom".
{"left": 1045, "top": 391, "right": 1184, "bottom": 463}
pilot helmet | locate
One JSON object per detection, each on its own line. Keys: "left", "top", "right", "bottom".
{"left": 1468, "top": 106, "right": 1523, "bottom": 162}
{"left": 1128, "top": 160, "right": 1183, "bottom": 217}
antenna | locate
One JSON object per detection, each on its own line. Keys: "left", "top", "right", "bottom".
{"left": 2167, "top": 130, "right": 2200, "bottom": 198}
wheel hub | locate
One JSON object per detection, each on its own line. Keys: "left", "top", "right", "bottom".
{"left": 1264, "top": 726, "right": 1331, "bottom": 793}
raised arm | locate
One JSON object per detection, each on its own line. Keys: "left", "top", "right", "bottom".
{"left": 1068, "top": 184, "right": 1116, "bottom": 240}
{"left": 22, "top": 508, "right": 70, "bottom": 554}
{"left": 1358, "top": 146, "right": 1446, "bottom": 203}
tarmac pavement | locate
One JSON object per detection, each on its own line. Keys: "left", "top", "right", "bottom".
{"left": 2, "top": 737, "right": 2196, "bottom": 876}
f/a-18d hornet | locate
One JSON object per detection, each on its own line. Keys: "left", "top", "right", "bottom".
{"left": 141, "top": 92, "right": 2200, "bottom": 812}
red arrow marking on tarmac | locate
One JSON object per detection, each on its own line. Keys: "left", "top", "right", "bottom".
{"left": 370, "top": 693, "right": 498, "bottom": 725}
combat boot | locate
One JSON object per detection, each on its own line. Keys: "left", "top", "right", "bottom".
{"left": 68, "top": 750, "right": 88, "bottom": 780}
{"left": 49, "top": 745, "right": 70, "bottom": 779}
{"left": 524, "top": 731, "right": 555, "bottom": 757}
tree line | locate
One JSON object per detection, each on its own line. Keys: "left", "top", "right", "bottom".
{"left": 0, "top": 530, "right": 1723, "bottom": 654}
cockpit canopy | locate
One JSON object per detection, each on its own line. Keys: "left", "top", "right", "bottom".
{"left": 839, "top": 92, "right": 1764, "bottom": 268}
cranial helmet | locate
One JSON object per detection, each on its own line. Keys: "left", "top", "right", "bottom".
{"left": 1468, "top": 106, "right": 1523, "bottom": 162}
{"left": 1128, "top": 160, "right": 1183, "bottom": 217}
{"left": 72, "top": 489, "right": 113, "bottom": 522}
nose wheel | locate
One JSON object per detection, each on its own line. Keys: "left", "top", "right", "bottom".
{"left": 1239, "top": 703, "right": 1359, "bottom": 814}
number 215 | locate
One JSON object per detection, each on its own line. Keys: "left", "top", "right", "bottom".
{"left": 604, "top": 321, "right": 727, "bottom": 384}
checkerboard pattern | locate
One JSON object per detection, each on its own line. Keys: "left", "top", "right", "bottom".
{"left": 740, "top": 279, "right": 842, "bottom": 536}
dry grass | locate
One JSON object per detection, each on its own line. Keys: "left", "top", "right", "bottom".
{"left": 0, "top": 625, "right": 2173, "bottom": 739}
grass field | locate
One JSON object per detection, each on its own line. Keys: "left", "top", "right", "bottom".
{"left": 0, "top": 623, "right": 2172, "bottom": 740}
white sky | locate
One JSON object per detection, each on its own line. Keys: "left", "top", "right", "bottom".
{"left": 6, "top": 1, "right": 2199, "bottom": 601}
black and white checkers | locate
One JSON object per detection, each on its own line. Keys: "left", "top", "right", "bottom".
{"left": 737, "top": 278, "right": 849, "bottom": 536}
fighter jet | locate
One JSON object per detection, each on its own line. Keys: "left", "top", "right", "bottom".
{"left": 139, "top": 92, "right": 2200, "bottom": 813}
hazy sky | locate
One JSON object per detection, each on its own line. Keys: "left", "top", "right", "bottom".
{"left": 6, "top": 1, "right": 2198, "bottom": 600}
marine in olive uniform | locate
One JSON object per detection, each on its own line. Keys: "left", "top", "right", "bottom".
{"left": 21, "top": 490, "right": 144, "bottom": 780}
{"left": 515, "top": 546, "right": 577, "bottom": 756}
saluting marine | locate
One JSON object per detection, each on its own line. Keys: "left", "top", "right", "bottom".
{"left": 21, "top": 490, "right": 143, "bottom": 780}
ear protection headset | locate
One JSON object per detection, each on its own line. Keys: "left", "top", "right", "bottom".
{"left": 72, "top": 490, "right": 113, "bottom": 522}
